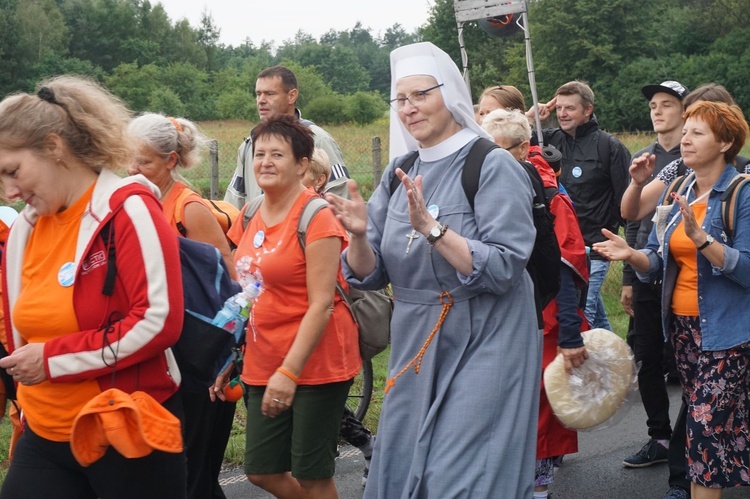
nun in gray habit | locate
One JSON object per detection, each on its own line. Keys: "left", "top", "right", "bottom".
{"left": 326, "top": 42, "right": 543, "bottom": 498}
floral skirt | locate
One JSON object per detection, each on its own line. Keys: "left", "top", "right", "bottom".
{"left": 535, "top": 455, "right": 564, "bottom": 487}
{"left": 670, "top": 315, "right": 750, "bottom": 488}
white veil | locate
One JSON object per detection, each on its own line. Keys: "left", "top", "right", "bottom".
{"left": 388, "top": 42, "right": 492, "bottom": 160}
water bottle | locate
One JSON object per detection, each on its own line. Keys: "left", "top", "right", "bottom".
{"left": 212, "top": 297, "right": 242, "bottom": 332}
{"left": 215, "top": 280, "right": 264, "bottom": 374}
{"left": 212, "top": 280, "right": 263, "bottom": 333}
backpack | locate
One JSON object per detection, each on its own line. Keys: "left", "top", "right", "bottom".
{"left": 242, "top": 196, "right": 392, "bottom": 361}
{"left": 172, "top": 187, "right": 240, "bottom": 249}
{"left": 391, "top": 138, "right": 561, "bottom": 328}
{"left": 100, "top": 222, "right": 242, "bottom": 392}
{"left": 663, "top": 173, "right": 750, "bottom": 239}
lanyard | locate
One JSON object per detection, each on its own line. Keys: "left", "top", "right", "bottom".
{"left": 665, "top": 177, "right": 710, "bottom": 234}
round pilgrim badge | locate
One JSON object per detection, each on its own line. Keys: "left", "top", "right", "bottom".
{"left": 572, "top": 166, "right": 583, "bottom": 178}
{"left": 427, "top": 204, "right": 440, "bottom": 219}
{"left": 253, "top": 230, "right": 265, "bottom": 248}
{"left": 58, "top": 262, "right": 76, "bottom": 287}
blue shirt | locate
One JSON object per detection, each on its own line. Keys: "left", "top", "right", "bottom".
{"left": 637, "top": 164, "right": 750, "bottom": 351}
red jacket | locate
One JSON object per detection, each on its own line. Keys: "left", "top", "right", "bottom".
{"left": 2, "top": 170, "right": 184, "bottom": 403}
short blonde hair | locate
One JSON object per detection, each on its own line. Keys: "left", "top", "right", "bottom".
{"left": 481, "top": 108, "right": 532, "bottom": 144}
{"left": 0, "top": 75, "right": 132, "bottom": 171}
{"left": 306, "top": 148, "right": 331, "bottom": 192}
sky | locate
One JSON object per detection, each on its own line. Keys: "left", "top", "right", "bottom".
{"left": 154, "top": 0, "right": 434, "bottom": 48}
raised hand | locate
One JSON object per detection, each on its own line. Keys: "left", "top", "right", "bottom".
{"left": 672, "top": 192, "right": 701, "bottom": 241}
{"left": 325, "top": 180, "right": 368, "bottom": 237}
{"left": 395, "top": 168, "right": 435, "bottom": 235}
{"left": 629, "top": 152, "right": 656, "bottom": 186}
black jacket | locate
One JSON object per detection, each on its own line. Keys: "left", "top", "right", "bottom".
{"left": 542, "top": 117, "right": 631, "bottom": 257}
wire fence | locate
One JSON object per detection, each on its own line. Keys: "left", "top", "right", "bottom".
{"left": 184, "top": 135, "right": 388, "bottom": 202}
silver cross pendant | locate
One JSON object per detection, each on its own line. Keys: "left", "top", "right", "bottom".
{"left": 405, "top": 230, "right": 419, "bottom": 254}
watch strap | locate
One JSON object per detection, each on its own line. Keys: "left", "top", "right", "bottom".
{"left": 427, "top": 223, "right": 449, "bottom": 245}
{"left": 697, "top": 236, "right": 713, "bottom": 251}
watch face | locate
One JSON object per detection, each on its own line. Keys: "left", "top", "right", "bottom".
{"left": 430, "top": 225, "right": 442, "bottom": 237}
{"left": 707, "top": 234, "right": 714, "bottom": 243}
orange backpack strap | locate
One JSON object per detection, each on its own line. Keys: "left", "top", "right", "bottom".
{"left": 171, "top": 186, "right": 200, "bottom": 237}
{"left": 720, "top": 174, "right": 750, "bottom": 239}
{"left": 662, "top": 174, "right": 690, "bottom": 207}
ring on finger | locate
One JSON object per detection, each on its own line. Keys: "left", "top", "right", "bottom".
{"left": 272, "top": 398, "right": 287, "bottom": 406}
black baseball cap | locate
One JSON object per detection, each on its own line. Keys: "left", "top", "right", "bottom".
{"left": 641, "top": 81, "right": 689, "bottom": 101}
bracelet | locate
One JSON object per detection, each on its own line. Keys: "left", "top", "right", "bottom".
{"left": 276, "top": 367, "right": 299, "bottom": 384}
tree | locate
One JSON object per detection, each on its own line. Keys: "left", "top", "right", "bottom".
{"left": 105, "top": 62, "right": 161, "bottom": 111}
{"left": 148, "top": 87, "right": 186, "bottom": 116}
{"left": 170, "top": 19, "right": 207, "bottom": 68}
{"left": 318, "top": 46, "right": 370, "bottom": 94}
{"left": 344, "top": 91, "right": 388, "bottom": 125}
{"left": 61, "top": 0, "right": 141, "bottom": 71}
{"left": 197, "top": 8, "right": 220, "bottom": 72}
{"left": 16, "top": 0, "right": 68, "bottom": 65}
{"left": 0, "top": 0, "right": 21, "bottom": 91}
{"left": 277, "top": 60, "right": 333, "bottom": 110}
{"left": 304, "top": 95, "right": 346, "bottom": 125}
{"left": 381, "top": 23, "right": 420, "bottom": 51}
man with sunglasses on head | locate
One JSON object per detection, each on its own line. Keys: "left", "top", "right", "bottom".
{"left": 535, "top": 80, "right": 631, "bottom": 331}
{"left": 225, "top": 65, "right": 349, "bottom": 208}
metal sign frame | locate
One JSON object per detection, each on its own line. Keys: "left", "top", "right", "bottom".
{"left": 453, "top": 0, "right": 527, "bottom": 22}
{"left": 453, "top": 0, "right": 545, "bottom": 146}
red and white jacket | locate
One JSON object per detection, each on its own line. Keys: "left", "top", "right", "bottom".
{"left": 2, "top": 169, "right": 184, "bottom": 402}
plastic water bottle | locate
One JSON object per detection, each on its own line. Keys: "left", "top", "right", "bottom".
{"left": 212, "top": 298, "right": 242, "bottom": 332}
{"left": 215, "top": 279, "right": 264, "bottom": 374}
{"left": 212, "top": 280, "right": 263, "bottom": 333}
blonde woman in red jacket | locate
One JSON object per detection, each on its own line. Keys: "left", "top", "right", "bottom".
{"left": 0, "top": 76, "right": 186, "bottom": 499}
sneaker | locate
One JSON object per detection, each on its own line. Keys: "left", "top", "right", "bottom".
{"left": 623, "top": 440, "right": 669, "bottom": 468}
{"left": 362, "top": 456, "right": 371, "bottom": 487}
{"left": 663, "top": 486, "right": 690, "bottom": 499}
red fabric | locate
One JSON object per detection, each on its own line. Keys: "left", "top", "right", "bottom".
{"left": 529, "top": 146, "right": 591, "bottom": 459}
{"left": 3, "top": 178, "right": 183, "bottom": 416}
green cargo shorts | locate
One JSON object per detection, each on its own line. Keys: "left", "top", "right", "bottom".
{"left": 244, "top": 379, "right": 353, "bottom": 480}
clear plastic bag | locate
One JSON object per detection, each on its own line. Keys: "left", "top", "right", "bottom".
{"left": 543, "top": 328, "right": 639, "bottom": 431}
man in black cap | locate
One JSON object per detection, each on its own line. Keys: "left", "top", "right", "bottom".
{"left": 620, "top": 80, "right": 691, "bottom": 499}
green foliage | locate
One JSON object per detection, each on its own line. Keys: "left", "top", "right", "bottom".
{"left": 303, "top": 95, "right": 347, "bottom": 125}
{"left": 1, "top": 0, "right": 748, "bottom": 130}
{"left": 217, "top": 88, "right": 257, "bottom": 120}
{"left": 105, "top": 62, "right": 161, "bottom": 112}
{"left": 318, "top": 46, "right": 370, "bottom": 94}
{"left": 280, "top": 60, "right": 334, "bottom": 109}
{"left": 147, "top": 87, "right": 185, "bottom": 116}
{"left": 344, "top": 92, "right": 388, "bottom": 125}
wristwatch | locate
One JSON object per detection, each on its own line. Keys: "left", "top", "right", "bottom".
{"left": 697, "top": 234, "right": 715, "bottom": 251}
{"left": 426, "top": 223, "right": 449, "bottom": 245}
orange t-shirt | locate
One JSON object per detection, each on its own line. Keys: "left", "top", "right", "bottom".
{"left": 13, "top": 183, "right": 101, "bottom": 441}
{"left": 160, "top": 182, "right": 203, "bottom": 236}
{"left": 670, "top": 202, "right": 706, "bottom": 316}
{"left": 231, "top": 189, "right": 361, "bottom": 386}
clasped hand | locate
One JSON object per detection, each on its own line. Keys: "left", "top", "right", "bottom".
{"left": 0, "top": 343, "right": 47, "bottom": 386}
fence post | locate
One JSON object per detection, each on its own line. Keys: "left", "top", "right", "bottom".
{"left": 372, "top": 136, "right": 382, "bottom": 189}
{"left": 209, "top": 139, "right": 219, "bottom": 200}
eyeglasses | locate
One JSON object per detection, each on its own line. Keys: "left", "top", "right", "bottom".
{"left": 503, "top": 141, "right": 524, "bottom": 152}
{"left": 389, "top": 84, "right": 444, "bottom": 110}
